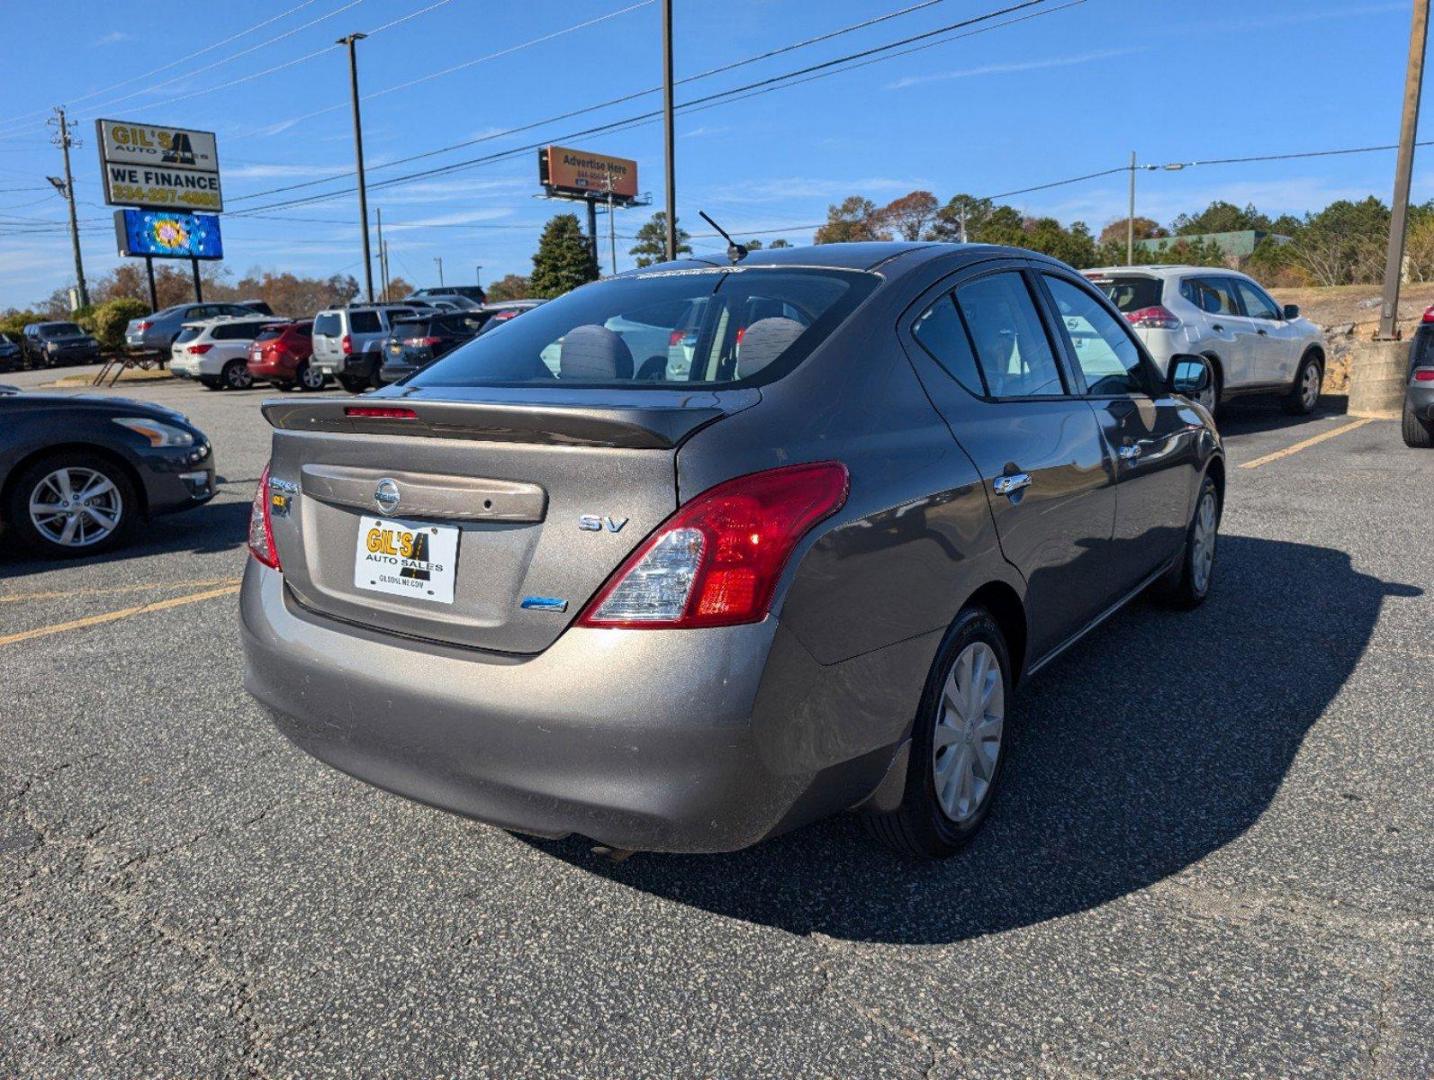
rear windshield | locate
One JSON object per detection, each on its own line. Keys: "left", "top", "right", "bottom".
{"left": 410, "top": 268, "right": 877, "bottom": 388}
{"left": 39, "top": 323, "right": 83, "bottom": 337}
{"left": 175, "top": 325, "right": 204, "bottom": 344}
{"left": 391, "top": 318, "right": 432, "bottom": 336}
{"left": 313, "top": 312, "right": 342, "bottom": 337}
{"left": 254, "top": 325, "right": 286, "bottom": 342}
{"left": 1089, "top": 276, "right": 1163, "bottom": 312}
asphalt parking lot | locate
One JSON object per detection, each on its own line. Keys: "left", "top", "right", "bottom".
{"left": 1, "top": 365, "right": 1430, "bottom": 1079}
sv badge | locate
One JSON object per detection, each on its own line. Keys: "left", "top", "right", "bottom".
{"left": 578, "top": 514, "right": 629, "bottom": 533}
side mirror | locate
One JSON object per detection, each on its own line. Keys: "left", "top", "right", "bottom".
{"left": 1283, "top": 303, "right": 1300, "bottom": 320}
{"left": 1168, "top": 353, "right": 1211, "bottom": 397}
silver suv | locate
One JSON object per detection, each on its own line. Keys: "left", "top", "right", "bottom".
{"left": 124, "top": 302, "right": 264, "bottom": 355}
{"left": 1085, "top": 265, "right": 1325, "bottom": 415}
{"left": 311, "top": 304, "right": 423, "bottom": 392}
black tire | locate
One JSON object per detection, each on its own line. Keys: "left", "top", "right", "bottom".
{"left": 296, "top": 360, "right": 327, "bottom": 392}
{"left": 3, "top": 452, "right": 137, "bottom": 558}
{"left": 199, "top": 376, "right": 222, "bottom": 390}
{"left": 1283, "top": 352, "right": 1323, "bottom": 415}
{"left": 863, "top": 608, "right": 1012, "bottom": 859}
{"left": 274, "top": 380, "right": 297, "bottom": 392}
{"left": 1152, "top": 473, "right": 1221, "bottom": 610}
{"left": 221, "top": 359, "right": 254, "bottom": 391}
{"left": 1403, "top": 400, "right": 1434, "bottom": 448}
{"left": 338, "top": 374, "right": 369, "bottom": 394}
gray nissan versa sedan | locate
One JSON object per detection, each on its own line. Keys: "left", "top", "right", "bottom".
{"left": 240, "top": 242, "right": 1223, "bottom": 858}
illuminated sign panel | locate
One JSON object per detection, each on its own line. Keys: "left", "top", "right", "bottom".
{"left": 97, "top": 119, "right": 223, "bottom": 212}
{"left": 114, "top": 210, "right": 223, "bottom": 260}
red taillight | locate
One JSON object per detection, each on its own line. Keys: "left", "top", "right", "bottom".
{"left": 341, "top": 334, "right": 353, "bottom": 355}
{"left": 735, "top": 326, "right": 747, "bottom": 346}
{"left": 247, "top": 464, "right": 281, "bottom": 570}
{"left": 344, "top": 405, "right": 417, "bottom": 419}
{"left": 667, "top": 329, "right": 685, "bottom": 346}
{"left": 187, "top": 343, "right": 213, "bottom": 354}
{"left": 492, "top": 311, "right": 517, "bottom": 322}
{"left": 1414, "top": 368, "right": 1434, "bottom": 382}
{"left": 137, "top": 321, "right": 151, "bottom": 332}
{"left": 403, "top": 336, "right": 442, "bottom": 347}
{"left": 1125, "top": 305, "right": 1181, "bottom": 330}
{"left": 577, "top": 462, "right": 849, "bottom": 629}
{"left": 1422, "top": 306, "right": 1434, "bottom": 323}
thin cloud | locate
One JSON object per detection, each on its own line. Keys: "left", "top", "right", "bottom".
{"left": 885, "top": 47, "right": 1145, "bottom": 91}
{"left": 92, "top": 30, "right": 133, "bottom": 46}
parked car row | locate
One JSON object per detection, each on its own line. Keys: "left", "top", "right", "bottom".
{"left": 8, "top": 322, "right": 103, "bottom": 368}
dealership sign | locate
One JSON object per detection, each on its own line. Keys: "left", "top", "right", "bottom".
{"left": 539, "top": 145, "right": 638, "bottom": 200}
{"left": 96, "top": 119, "right": 223, "bottom": 212}
{"left": 114, "top": 209, "right": 223, "bottom": 260}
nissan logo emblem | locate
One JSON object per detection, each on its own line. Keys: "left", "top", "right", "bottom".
{"left": 374, "top": 478, "right": 400, "bottom": 514}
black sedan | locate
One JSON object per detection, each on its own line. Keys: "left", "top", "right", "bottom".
{"left": 0, "top": 388, "right": 215, "bottom": 557}
{"left": 0, "top": 333, "right": 22, "bottom": 372}
{"left": 378, "top": 310, "right": 488, "bottom": 383}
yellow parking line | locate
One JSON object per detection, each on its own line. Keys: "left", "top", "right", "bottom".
{"left": 1239, "top": 418, "right": 1375, "bottom": 470}
{"left": 0, "top": 584, "right": 241, "bottom": 648}
{"left": 0, "top": 577, "right": 241, "bottom": 604}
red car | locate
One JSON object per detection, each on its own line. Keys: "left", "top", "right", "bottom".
{"left": 246, "top": 321, "right": 325, "bottom": 391}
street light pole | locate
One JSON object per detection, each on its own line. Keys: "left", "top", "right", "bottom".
{"left": 475, "top": 265, "right": 483, "bottom": 287}
{"left": 1127, "top": 150, "right": 1136, "bottom": 266}
{"left": 338, "top": 32, "right": 374, "bottom": 303}
{"left": 1377, "top": 0, "right": 1430, "bottom": 339}
{"left": 661, "top": 0, "right": 676, "bottom": 261}
{"left": 48, "top": 107, "right": 88, "bottom": 309}
{"left": 435, "top": 256, "right": 444, "bottom": 287}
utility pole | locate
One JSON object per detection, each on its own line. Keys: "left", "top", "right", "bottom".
{"left": 47, "top": 107, "right": 88, "bottom": 309}
{"left": 434, "top": 256, "right": 444, "bottom": 287}
{"left": 661, "top": 0, "right": 677, "bottom": 261}
{"left": 338, "top": 32, "right": 374, "bottom": 303}
{"left": 376, "top": 207, "right": 387, "bottom": 300}
{"left": 475, "top": 264, "right": 483, "bottom": 287}
{"left": 1378, "top": 0, "right": 1430, "bottom": 339}
{"left": 1127, "top": 150, "right": 1137, "bottom": 266}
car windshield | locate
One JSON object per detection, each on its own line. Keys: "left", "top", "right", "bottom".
{"left": 410, "top": 268, "right": 877, "bottom": 389}
{"left": 174, "top": 325, "right": 204, "bottom": 344}
{"left": 1089, "top": 276, "right": 1163, "bottom": 312}
{"left": 39, "top": 323, "right": 83, "bottom": 338}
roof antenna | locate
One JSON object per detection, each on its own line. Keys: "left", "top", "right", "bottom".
{"left": 699, "top": 211, "right": 748, "bottom": 264}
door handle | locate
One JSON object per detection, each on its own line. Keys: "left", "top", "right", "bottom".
{"left": 993, "top": 473, "right": 1032, "bottom": 497}
{"left": 1118, "top": 444, "right": 1142, "bottom": 461}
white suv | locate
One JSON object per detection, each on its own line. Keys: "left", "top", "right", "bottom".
{"left": 1084, "top": 265, "right": 1326, "bottom": 414}
{"left": 169, "top": 316, "right": 286, "bottom": 391}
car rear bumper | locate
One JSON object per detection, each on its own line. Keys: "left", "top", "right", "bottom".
{"left": 239, "top": 561, "right": 905, "bottom": 852}
{"left": 247, "top": 357, "right": 298, "bottom": 380}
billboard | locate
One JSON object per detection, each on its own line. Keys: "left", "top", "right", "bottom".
{"left": 96, "top": 119, "right": 223, "bottom": 212}
{"left": 114, "top": 209, "right": 223, "bottom": 260}
{"left": 539, "top": 145, "right": 638, "bottom": 199}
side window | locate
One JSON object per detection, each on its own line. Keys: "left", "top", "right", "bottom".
{"left": 1044, "top": 276, "right": 1150, "bottom": 396}
{"left": 349, "top": 311, "right": 381, "bottom": 333}
{"left": 954, "top": 272, "right": 1065, "bottom": 397}
{"left": 1188, "top": 278, "right": 1239, "bottom": 316}
{"left": 911, "top": 293, "right": 985, "bottom": 396}
{"left": 1233, "top": 279, "right": 1279, "bottom": 320}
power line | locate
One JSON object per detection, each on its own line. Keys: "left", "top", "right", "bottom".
{"left": 229, "top": 0, "right": 1067, "bottom": 213}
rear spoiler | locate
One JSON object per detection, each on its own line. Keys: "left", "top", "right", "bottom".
{"left": 261, "top": 390, "right": 756, "bottom": 450}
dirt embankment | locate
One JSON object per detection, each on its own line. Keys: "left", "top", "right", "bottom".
{"left": 1268, "top": 283, "right": 1432, "bottom": 393}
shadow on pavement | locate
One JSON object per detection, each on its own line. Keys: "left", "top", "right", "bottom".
{"left": 1213, "top": 393, "right": 1349, "bottom": 438}
{"left": 527, "top": 535, "right": 1419, "bottom": 944}
{"left": 0, "top": 499, "right": 250, "bottom": 578}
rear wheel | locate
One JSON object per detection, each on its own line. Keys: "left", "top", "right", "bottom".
{"left": 1152, "top": 474, "right": 1220, "bottom": 609}
{"left": 221, "top": 359, "right": 253, "bottom": 391}
{"left": 863, "top": 608, "right": 1011, "bottom": 859}
{"left": 1284, "top": 353, "right": 1322, "bottom": 415}
{"left": 1403, "top": 400, "right": 1434, "bottom": 448}
{"left": 338, "top": 374, "right": 369, "bottom": 394}
{"left": 4, "top": 453, "right": 136, "bottom": 558}
{"left": 296, "top": 360, "right": 326, "bottom": 391}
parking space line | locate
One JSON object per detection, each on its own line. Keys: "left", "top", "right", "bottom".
{"left": 0, "top": 577, "right": 241, "bottom": 604}
{"left": 0, "top": 584, "right": 241, "bottom": 648}
{"left": 1239, "top": 418, "right": 1375, "bottom": 470}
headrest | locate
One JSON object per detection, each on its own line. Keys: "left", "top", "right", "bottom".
{"left": 559, "top": 324, "right": 633, "bottom": 381}
{"left": 736, "top": 316, "right": 804, "bottom": 379}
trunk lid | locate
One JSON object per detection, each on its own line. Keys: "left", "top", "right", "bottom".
{"left": 262, "top": 386, "right": 755, "bottom": 653}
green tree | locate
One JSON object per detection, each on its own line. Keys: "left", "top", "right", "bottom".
{"left": 629, "top": 211, "right": 691, "bottom": 268}
{"left": 485, "top": 273, "right": 532, "bottom": 302}
{"left": 1098, "top": 216, "right": 1167, "bottom": 247}
{"left": 767, "top": 238, "right": 793, "bottom": 249}
{"left": 1171, "top": 200, "right": 1271, "bottom": 236}
{"left": 814, "top": 196, "right": 890, "bottom": 244}
{"left": 532, "top": 214, "right": 599, "bottom": 298}
{"left": 1022, "top": 218, "right": 1097, "bottom": 267}
{"left": 1287, "top": 197, "right": 1390, "bottom": 285}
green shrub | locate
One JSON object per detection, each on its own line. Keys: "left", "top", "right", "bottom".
{"left": 0, "top": 310, "right": 46, "bottom": 337}
{"left": 89, "top": 298, "right": 151, "bottom": 351}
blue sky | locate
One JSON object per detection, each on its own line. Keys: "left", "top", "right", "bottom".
{"left": 0, "top": 0, "right": 1427, "bottom": 307}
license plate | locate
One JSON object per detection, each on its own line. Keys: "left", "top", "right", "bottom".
{"left": 353, "top": 515, "right": 459, "bottom": 605}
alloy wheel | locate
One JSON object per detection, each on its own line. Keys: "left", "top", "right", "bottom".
{"left": 299, "top": 362, "right": 325, "bottom": 391}
{"left": 1191, "top": 490, "right": 1217, "bottom": 594}
{"left": 224, "top": 361, "right": 254, "bottom": 390}
{"left": 1300, "top": 363, "right": 1321, "bottom": 410}
{"left": 931, "top": 641, "right": 1005, "bottom": 823}
{"left": 28, "top": 467, "right": 124, "bottom": 548}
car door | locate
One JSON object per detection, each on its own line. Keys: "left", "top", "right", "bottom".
{"left": 1038, "top": 272, "right": 1205, "bottom": 589}
{"left": 901, "top": 264, "right": 1117, "bottom": 662}
{"left": 1184, "top": 276, "right": 1251, "bottom": 387}
{"left": 1231, "top": 277, "right": 1294, "bottom": 385}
